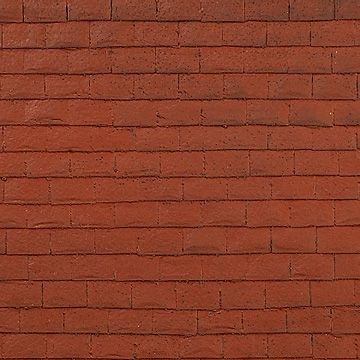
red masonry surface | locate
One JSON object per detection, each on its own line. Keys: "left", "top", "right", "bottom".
{"left": 0, "top": 0, "right": 360, "bottom": 358}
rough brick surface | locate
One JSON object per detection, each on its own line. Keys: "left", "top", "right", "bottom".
{"left": 0, "top": 0, "right": 359, "bottom": 358}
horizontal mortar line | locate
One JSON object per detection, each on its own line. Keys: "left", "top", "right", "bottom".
{"left": 0, "top": 149, "right": 357, "bottom": 153}
{"left": 2, "top": 252, "right": 351, "bottom": 256}
{"left": 0, "top": 124, "right": 354, "bottom": 128}
{"left": 0, "top": 97, "right": 358, "bottom": 101}
{"left": 0, "top": 331, "right": 348, "bottom": 335}
{"left": 0, "top": 97, "right": 358, "bottom": 102}
{"left": 0, "top": 224, "right": 352, "bottom": 231}
{"left": 0, "top": 225, "right": 356, "bottom": 229}
{"left": 0, "top": 199, "right": 345, "bottom": 204}
{"left": 6, "top": 18, "right": 360, "bottom": 23}
{"left": 2, "top": 199, "right": 358, "bottom": 205}
{"left": 0, "top": 175, "right": 358, "bottom": 180}
{"left": 0, "top": 304, "right": 351, "bottom": 309}
{"left": 0, "top": 278, "right": 350, "bottom": 281}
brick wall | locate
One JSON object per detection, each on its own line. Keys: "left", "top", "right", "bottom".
{"left": 0, "top": 0, "right": 359, "bottom": 358}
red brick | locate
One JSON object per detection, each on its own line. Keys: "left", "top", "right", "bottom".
{"left": 64, "top": 309, "right": 107, "bottom": 333}
{"left": 0, "top": 309, "right": 19, "bottom": 332}
{"left": 47, "top": 334, "right": 90, "bottom": 358}
{"left": 245, "top": 0, "right": 289, "bottom": 20}
{"left": 68, "top": 48, "right": 111, "bottom": 74}
{"left": 335, "top": 200, "right": 360, "bottom": 226}
{"left": 109, "top": 309, "right": 152, "bottom": 333}
{"left": 227, "top": 228, "right": 271, "bottom": 254}
{"left": 3, "top": 24, "right": 45, "bottom": 48}
{"left": 336, "top": 254, "right": 360, "bottom": 278}
{"left": 223, "top": 22, "right": 266, "bottom": 46}
{"left": 157, "top": 48, "right": 199, "bottom": 73}
{"left": 291, "top": 254, "right": 334, "bottom": 280}
{"left": 250, "top": 151, "right": 294, "bottom": 176}
{"left": 202, "top": 0, "right": 244, "bottom": 21}
{"left": 46, "top": 22, "right": 89, "bottom": 48}
{"left": 266, "top": 281, "right": 310, "bottom": 308}
{"left": 267, "top": 22, "right": 310, "bottom": 46}
{"left": 88, "top": 282, "right": 131, "bottom": 308}
{"left": 183, "top": 227, "right": 227, "bottom": 254}
{"left": 68, "top": 0, "right": 110, "bottom": 20}
{"left": 290, "top": 200, "right": 334, "bottom": 227}
{"left": 1, "top": 75, "right": 45, "bottom": 99}
{"left": 90, "top": 22, "right": 135, "bottom": 47}
{"left": 290, "top": 0, "right": 334, "bottom": 20}
{"left": 5, "top": 178, "right": 49, "bottom": 204}
{"left": 272, "top": 227, "right": 316, "bottom": 253}
{"left": 229, "top": 177, "right": 271, "bottom": 200}
{"left": 159, "top": 256, "right": 202, "bottom": 280}
{"left": 295, "top": 150, "right": 339, "bottom": 175}
{"left": 203, "top": 254, "right": 289, "bottom": 281}
{"left": 24, "top": 49, "right": 68, "bottom": 73}
{"left": 339, "top": 151, "right": 360, "bottom": 174}
{"left": 132, "top": 282, "right": 176, "bottom": 309}
{"left": 2, "top": 334, "right": 47, "bottom": 358}
{"left": 288, "top": 308, "right": 331, "bottom": 333}
{"left": 318, "top": 227, "right": 360, "bottom": 253}
{"left": 183, "top": 178, "right": 227, "bottom": 201}
{"left": 135, "top": 335, "right": 180, "bottom": 358}
{"left": 115, "top": 202, "right": 158, "bottom": 227}
{"left": 20, "top": 308, "right": 63, "bottom": 333}
{"left": 224, "top": 74, "right": 268, "bottom": 99}
{"left": 135, "top": 74, "right": 178, "bottom": 99}
{"left": 7, "top": 229, "right": 50, "bottom": 255}
{"left": 161, "top": 152, "right": 204, "bottom": 177}
{"left": 90, "top": 74, "right": 134, "bottom": 99}
{"left": 335, "top": 101, "right": 360, "bottom": 125}
{"left": 159, "top": 202, "right": 202, "bottom": 227}
{"left": 43, "top": 281, "right": 86, "bottom": 307}
{"left": 311, "top": 21, "right": 360, "bottom": 46}
{"left": 221, "top": 282, "right": 265, "bottom": 309}
{"left": 157, "top": 0, "right": 201, "bottom": 20}
{"left": 201, "top": 48, "right": 244, "bottom": 73}
{"left": 205, "top": 151, "right": 248, "bottom": 177}
{"left": 311, "top": 280, "right": 355, "bottom": 306}
{"left": 92, "top": 335, "right": 134, "bottom": 359}
{"left": 112, "top": 48, "right": 155, "bottom": 73}
{"left": 288, "top": 47, "right": 332, "bottom": 73}
{"left": 135, "top": 22, "right": 178, "bottom": 46}
{"left": 268, "top": 334, "right": 312, "bottom": 357}
{"left": 243, "top": 309, "right": 286, "bottom": 333}
{"left": 153, "top": 310, "right": 197, "bottom": 335}
{"left": 198, "top": 310, "right": 243, "bottom": 334}
{"left": 224, "top": 335, "right": 267, "bottom": 358}
{"left": 179, "top": 23, "right": 222, "bottom": 46}
{"left": 333, "top": 48, "right": 360, "bottom": 73}
{"left": 268, "top": 74, "right": 312, "bottom": 99}
{"left": 336, "top": 0, "right": 360, "bottom": 19}
{"left": 272, "top": 176, "right": 315, "bottom": 200}
{"left": 247, "top": 100, "right": 289, "bottom": 125}
{"left": 314, "top": 74, "right": 357, "bottom": 100}
{"left": 180, "top": 74, "right": 223, "bottom": 99}
{"left": 247, "top": 201, "right": 291, "bottom": 227}
{"left": 24, "top": 0, "right": 66, "bottom": 22}
{"left": 0, "top": 0, "right": 23, "bottom": 22}
{"left": 177, "top": 282, "right": 220, "bottom": 310}
{"left": 112, "top": 0, "right": 157, "bottom": 20}
{"left": 332, "top": 308, "right": 360, "bottom": 334}
{"left": 289, "top": 100, "right": 334, "bottom": 127}
{"left": 0, "top": 282, "right": 41, "bottom": 307}
{"left": 45, "top": 75, "right": 89, "bottom": 98}
{"left": 313, "top": 335, "right": 357, "bottom": 359}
